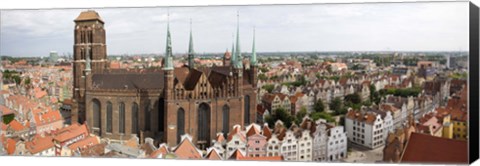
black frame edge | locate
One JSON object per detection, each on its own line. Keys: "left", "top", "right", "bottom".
{"left": 469, "top": 1, "right": 479, "bottom": 164}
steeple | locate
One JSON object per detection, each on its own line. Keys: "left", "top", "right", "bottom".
{"left": 231, "top": 33, "right": 236, "bottom": 66}
{"left": 163, "top": 12, "right": 174, "bottom": 70}
{"left": 250, "top": 27, "right": 257, "bottom": 67}
{"left": 234, "top": 12, "right": 243, "bottom": 69}
{"left": 188, "top": 19, "right": 195, "bottom": 68}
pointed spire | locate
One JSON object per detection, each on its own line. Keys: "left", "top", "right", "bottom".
{"left": 163, "top": 11, "right": 173, "bottom": 70}
{"left": 231, "top": 33, "right": 236, "bottom": 66}
{"left": 188, "top": 19, "right": 195, "bottom": 68}
{"left": 234, "top": 11, "right": 243, "bottom": 69}
{"left": 250, "top": 27, "right": 257, "bottom": 67}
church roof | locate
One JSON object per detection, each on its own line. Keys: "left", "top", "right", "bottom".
{"left": 92, "top": 71, "right": 164, "bottom": 90}
{"left": 75, "top": 10, "right": 104, "bottom": 23}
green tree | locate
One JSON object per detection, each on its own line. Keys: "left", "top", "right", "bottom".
{"left": 329, "top": 97, "right": 343, "bottom": 114}
{"left": 265, "top": 108, "right": 295, "bottom": 128}
{"left": 313, "top": 98, "right": 325, "bottom": 113}
{"left": 262, "top": 84, "right": 275, "bottom": 93}
{"left": 344, "top": 93, "right": 362, "bottom": 105}
{"left": 310, "top": 112, "right": 335, "bottom": 123}
{"left": 295, "top": 107, "right": 308, "bottom": 125}
{"left": 258, "top": 73, "right": 268, "bottom": 81}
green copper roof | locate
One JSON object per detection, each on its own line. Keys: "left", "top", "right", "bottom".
{"left": 250, "top": 27, "right": 257, "bottom": 66}
{"left": 234, "top": 12, "right": 243, "bottom": 69}
{"left": 163, "top": 15, "right": 174, "bottom": 70}
{"left": 231, "top": 33, "right": 235, "bottom": 66}
{"left": 188, "top": 19, "right": 195, "bottom": 68}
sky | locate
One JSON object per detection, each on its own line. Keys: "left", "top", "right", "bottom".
{"left": 0, "top": 2, "right": 469, "bottom": 57}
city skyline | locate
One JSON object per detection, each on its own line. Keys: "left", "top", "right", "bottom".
{"left": 1, "top": 2, "right": 469, "bottom": 57}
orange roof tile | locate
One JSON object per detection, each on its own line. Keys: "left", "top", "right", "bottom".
{"left": 401, "top": 133, "right": 467, "bottom": 164}
{"left": 228, "top": 149, "right": 245, "bottom": 160}
{"left": 68, "top": 136, "right": 99, "bottom": 151}
{"left": 173, "top": 136, "right": 202, "bottom": 159}
{"left": 5, "top": 138, "right": 16, "bottom": 155}
{"left": 205, "top": 149, "right": 222, "bottom": 160}
{"left": 25, "top": 134, "right": 54, "bottom": 154}
{"left": 53, "top": 123, "right": 89, "bottom": 143}
{"left": 150, "top": 144, "right": 169, "bottom": 158}
{"left": 8, "top": 120, "right": 26, "bottom": 131}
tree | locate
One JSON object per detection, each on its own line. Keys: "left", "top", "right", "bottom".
{"left": 344, "top": 93, "right": 362, "bottom": 105}
{"left": 310, "top": 112, "right": 335, "bottom": 123}
{"left": 258, "top": 73, "right": 268, "bottom": 81}
{"left": 262, "top": 84, "right": 275, "bottom": 93}
{"left": 313, "top": 98, "right": 325, "bottom": 113}
{"left": 265, "top": 108, "right": 295, "bottom": 128}
{"left": 329, "top": 97, "right": 343, "bottom": 114}
{"left": 295, "top": 108, "right": 308, "bottom": 125}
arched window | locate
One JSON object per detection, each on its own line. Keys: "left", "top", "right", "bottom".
{"left": 106, "top": 101, "right": 113, "bottom": 133}
{"left": 144, "top": 101, "right": 151, "bottom": 131}
{"left": 131, "top": 102, "right": 139, "bottom": 134}
{"left": 92, "top": 99, "right": 101, "bottom": 136}
{"left": 177, "top": 108, "right": 185, "bottom": 144}
{"left": 222, "top": 105, "right": 230, "bottom": 135}
{"left": 119, "top": 102, "right": 125, "bottom": 134}
{"left": 244, "top": 95, "right": 251, "bottom": 125}
{"left": 198, "top": 103, "right": 211, "bottom": 143}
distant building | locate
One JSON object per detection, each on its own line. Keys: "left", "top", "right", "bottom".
{"left": 49, "top": 51, "right": 59, "bottom": 63}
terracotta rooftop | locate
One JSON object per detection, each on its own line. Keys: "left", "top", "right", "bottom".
{"left": 53, "top": 123, "right": 89, "bottom": 143}
{"left": 228, "top": 149, "right": 245, "bottom": 160}
{"left": 173, "top": 135, "right": 202, "bottom": 159}
{"left": 5, "top": 138, "right": 16, "bottom": 155}
{"left": 150, "top": 144, "right": 169, "bottom": 158}
{"left": 8, "top": 120, "right": 26, "bottom": 131}
{"left": 68, "top": 135, "right": 99, "bottom": 151}
{"left": 401, "top": 133, "right": 467, "bottom": 164}
{"left": 205, "top": 148, "right": 222, "bottom": 160}
{"left": 25, "top": 134, "right": 55, "bottom": 154}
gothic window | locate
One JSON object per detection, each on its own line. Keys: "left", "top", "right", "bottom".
{"left": 132, "top": 102, "right": 139, "bottom": 134}
{"left": 106, "top": 101, "right": 113, "bottom": 133}
{"left": 92, "top": 99, "right": 101, "bottom": 136}
{"left": 177, "top": 108, "right": 185, "bottom": 144}
{"left": 244, "top": 95, "right": 251, "bottom": 125}
{"left": 198, "top": 103, "right": 211, "bottom": 143}
{"left": 119, "top": 102, "right": 125, "bottom": 134}
{"left": 144, "top": 101, "right": 151, "bottom": 131}
{"left": 222, "top": 105, "right": 230, "bottom": 136}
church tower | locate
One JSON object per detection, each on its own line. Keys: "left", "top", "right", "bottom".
{"left": 72, "top": 10, "right": 107, "bottom": 124}
{"left": 163, "top": 15, "right": 176, "bottom": 146}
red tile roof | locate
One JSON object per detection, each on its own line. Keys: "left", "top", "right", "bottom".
{"left": 401, "top": 133, "right": 467, "bottom": 164}
{"left": 228, "top": 149, "right": 245, "bottom": 160}
{"left": 150, "top": 144, "right": 169, "bottom": 158}
{"left": 5, "top": 138, "right": 16, "bottom": 155}
{"left": 0, "top": 105, "right": 14, "bottom": 115}
{"left": 53, "top": 123, "right": 89, "bottom": 143}
{"left": 173, "top": 136, "right": 202, "bottom": 159}
{"left": 25, "top": 134, "right": 55, "bottom": 154}
{"left": 68, "top": 135, "right": 99, "bottom": 151}
{"left": 8, "top": 120, "right": 26, "bottom": 131}
{"left": 205, "top": 149, "right": 222, "bottom": 160}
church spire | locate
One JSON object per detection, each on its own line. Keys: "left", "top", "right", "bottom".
{"left": 163, "top": 12, "right": 173, "bottom": 70}
{"left": 234, "top": 11, "right": 243, "bottom": 69}
{"left": 188, "top": 19, "right": 195, "bottom": 68}
{"left": 250, "top": 27, "right": 257, "bottom": 67}
{"left": 231, "top": 33, "right": 235, "bottom": 66}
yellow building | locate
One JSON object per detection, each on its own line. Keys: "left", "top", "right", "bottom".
{"left": 441, "top": 115, "right": 453, "bottom": 139}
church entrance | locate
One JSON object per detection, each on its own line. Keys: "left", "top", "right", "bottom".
{"left": 197, "top": 102, "right": 211, "bottom": 149}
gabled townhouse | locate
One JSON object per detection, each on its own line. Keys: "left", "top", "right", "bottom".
{"left": 173, "top": 134, "right": 203, "bottom": 159}
{"left": 297, "top": 130, "right": 313, "bottom": 161}
{"left": 326, "top": 126, "right": 347, "bottom": 161}
{"left": 280, "top": 130, "right": 298, "bottom": 161}
{"left": 226, "top": 125, "right": 247, "bottom": 157}
{"left": 345, "top": 108, "right": 393, "bottom": 149}
{"left": 246, "top": 124, "right": 267, "bottom": 157}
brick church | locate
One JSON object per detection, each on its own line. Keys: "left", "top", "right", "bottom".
{"left": 71, "top": 10, "right": 258, "bottom": 148}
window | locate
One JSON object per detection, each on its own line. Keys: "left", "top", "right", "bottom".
{"left": 144, "top": 102, "right": 151, "bottom": 131}
{"left": 106, "top": 101, "right": 113, "bottom": 133}
{"left": 223, "top": 105, "right": 230, "bottom": 135}
{"left": 119, "top": 102, "right": 125, "bottom": 134}
{"left": 244, "top": 95, "right": 251, "bottom": 125}
{"left": 92, "top": 99, "right": 101, "bottom": 136}
{"left": 177, "top": 108, "right": 185, "bottom": 144}
{"left": 131, "top": 103, "right": 139, "bottom": 134}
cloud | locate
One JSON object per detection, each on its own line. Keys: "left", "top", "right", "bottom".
{"left": 0, "top": 2, "right": 469, "bottom": 57}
